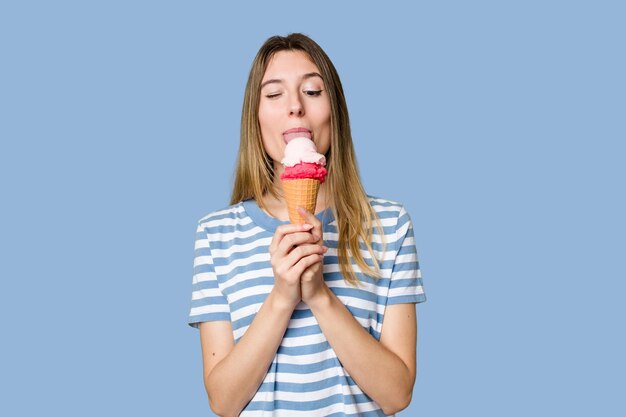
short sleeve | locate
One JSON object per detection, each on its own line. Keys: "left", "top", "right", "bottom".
{"left": 187, "top": 221, "right": 231, "bottom": 328}
{"left": 387, "top": 206, "right": 427, "bottom": 305}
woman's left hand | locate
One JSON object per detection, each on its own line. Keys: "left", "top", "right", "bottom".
{"left": 297, "top": 207, "right": 329, "bottom": 306}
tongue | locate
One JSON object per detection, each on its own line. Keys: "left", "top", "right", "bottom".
{"left": 284, "top": 131, "right": 312, "bottom": 143}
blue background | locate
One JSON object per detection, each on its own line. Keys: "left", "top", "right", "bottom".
{"left": 1, "top": 1, "right": 624, "bottom": 416}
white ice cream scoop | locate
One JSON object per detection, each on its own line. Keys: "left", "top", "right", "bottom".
{"left": 281, "top": 137, "right": 326, "bottom": 167}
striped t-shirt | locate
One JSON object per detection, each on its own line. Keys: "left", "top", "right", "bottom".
{"left": 188, "top": 196, "right": 426, "bottom": 417}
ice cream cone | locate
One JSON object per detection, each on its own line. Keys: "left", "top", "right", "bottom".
{"left": 282, "top": 178, "right": 320, "bottom": 224}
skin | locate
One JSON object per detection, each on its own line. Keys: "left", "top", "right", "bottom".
{"left": 199, "top": 50, "right": 418, "bottom": 417}
{"left": 258, "top": 50, "right": 331, "bottom": 220}
{"left": 258, "top": 50, "right": 331, "bottom": 178}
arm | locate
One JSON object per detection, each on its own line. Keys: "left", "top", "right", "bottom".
{"left": 200, "top": 289, "right": 295, "bottom": 417}
{"left": 200, "top": 223, "right": 326, "bottom": 417}
{"left": 297, "top": 206, "right": 419, "bottom": 414}
{"left": 308, "top": 291, "right": 417, "bottom": 415}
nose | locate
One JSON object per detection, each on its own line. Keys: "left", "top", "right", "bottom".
{"left": 289, "top": 93, "right": 304, "bottom": 116}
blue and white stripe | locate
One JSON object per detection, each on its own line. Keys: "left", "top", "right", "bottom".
{"left": 188, "top": 196, "right": 426, "bottom": 416}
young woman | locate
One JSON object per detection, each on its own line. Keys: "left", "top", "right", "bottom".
{"left": 188, "top": 33, "right": 426, "bottom": 417}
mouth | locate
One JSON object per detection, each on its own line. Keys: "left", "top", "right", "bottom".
{"left": 283, "top": 128, "right": 312, "bottom": 144}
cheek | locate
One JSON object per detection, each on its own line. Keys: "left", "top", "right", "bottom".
{"left": 258, "top": 104, "right": 280, "bottom": 134}
{"left": 319, "top": 102, "right": 332, "bottom": 128}
{"left": 258, "top": 105, "right": 269, "bottom": 132}
{"left": 258, "top": 105, "right": 283, "bottom": 160}
{"left": 318, "top": 105, "right": 331, "bottom": 132}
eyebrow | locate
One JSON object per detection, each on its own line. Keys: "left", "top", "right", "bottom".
{"left": 260, "top": 72, "right": 323, "bottom": 89}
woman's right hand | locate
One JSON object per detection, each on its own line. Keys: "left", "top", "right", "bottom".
{"left": 268, "top": 223, "right": 325, "bottom": 310}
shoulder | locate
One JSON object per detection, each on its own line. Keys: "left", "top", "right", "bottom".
{"left": 366, "top": 195, "right": 415, "bottom": 241}
{"left": 196, "top": 201, "right": 249, "bottom": 229}
{"left": 366, "top": 195, "right": 409, "bottom": 219}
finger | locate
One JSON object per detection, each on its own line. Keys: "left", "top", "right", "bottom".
{"left": 270, "top": 223, "right": 313, "bottom": 253}
{"left": 285, "top": 243, "right": 326, "bottom": 269}
{"left": 292, "top": 252, "right": 324, "bottom": 276}
{"left": 297, "top": 207, "right": 323, "bottom": 243}
{"left": 277, "top": 232, "right": 320, "bottom": 255}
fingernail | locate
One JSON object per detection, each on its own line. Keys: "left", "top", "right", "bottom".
{"left": 302, "top": 223, "right": 313, "bottom": 230}
{"left": 323, "top": 246, "right": 328, "bottom": 252}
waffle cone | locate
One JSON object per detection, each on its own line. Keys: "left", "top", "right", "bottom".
{"left": 282, "top": 178, "right": 320, "bottom": 224}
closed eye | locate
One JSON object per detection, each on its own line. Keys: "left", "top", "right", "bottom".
{"left": 304, "top": 90, "right": 323, "bottom": 96}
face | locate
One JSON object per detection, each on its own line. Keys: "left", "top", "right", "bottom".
{"left": 258, "top": 50, "right": 331, "bottom": 169}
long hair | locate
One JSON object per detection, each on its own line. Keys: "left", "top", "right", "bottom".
{"left": 230, "top": 33, "right": 383, "bottom": 286}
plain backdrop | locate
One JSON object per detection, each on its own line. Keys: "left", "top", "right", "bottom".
{"left": 1, "top": 1, "right": 624, "bottom": 416}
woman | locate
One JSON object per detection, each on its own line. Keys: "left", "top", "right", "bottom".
{"left": 188, "top": 33, "right": 426, "bottom": 417}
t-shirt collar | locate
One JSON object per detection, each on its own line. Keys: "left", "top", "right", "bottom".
{"left": 242, "top": 199, "right": 335, "bottom": 232}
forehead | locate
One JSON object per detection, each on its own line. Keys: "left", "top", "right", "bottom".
{"left": 262, "top": 50, "right": 320, "bottom": 80}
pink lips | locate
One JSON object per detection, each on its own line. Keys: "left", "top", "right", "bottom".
{"left": 283, "top": 128, "right": 312, "bottom": 144}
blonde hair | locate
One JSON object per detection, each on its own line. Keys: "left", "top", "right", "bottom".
{"left": 230, "top": 33, "right": 383, "bottom": 286}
